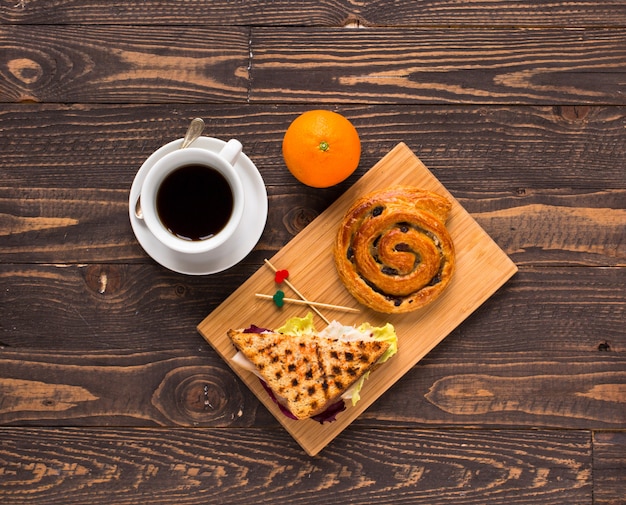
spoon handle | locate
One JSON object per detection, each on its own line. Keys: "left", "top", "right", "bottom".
{"left": 180, "top": 117, "right": 205, "bottom": 149}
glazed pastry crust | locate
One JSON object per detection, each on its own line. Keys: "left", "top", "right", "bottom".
{"left": 334, "top": 186, "right": 455, "bottom": 313}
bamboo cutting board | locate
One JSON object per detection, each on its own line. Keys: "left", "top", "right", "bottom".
{"left": 197, "top": 142, "right": 518, "bottom": 456}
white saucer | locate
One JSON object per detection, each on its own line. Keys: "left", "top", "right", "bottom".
{"left": 129, "top": 137, "right": 267, "bottom": 275}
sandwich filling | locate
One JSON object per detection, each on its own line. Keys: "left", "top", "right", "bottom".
{"left": 229, "top": 313, "right": 397, "bottom": 421}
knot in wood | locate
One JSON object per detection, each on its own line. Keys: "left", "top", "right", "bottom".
{"left": 179, "top": 379, "right": 227, "bottom": 415}
{"left": 8, "top": 58, "right": 43, "bottom": 85}
{"left": 83, "top": 265, "right": 122, "bottom": 295}
{"left": 557, "top": 105, "right": 591, "bottom": 123}
{"left": 283, "top": 207, "right": 318, "bottom": 235}
{"left": 342, "top": 16, "right": 365, "bottom": 28}
{"left": 167, "top": 370, "right": 245, "bottom": 425}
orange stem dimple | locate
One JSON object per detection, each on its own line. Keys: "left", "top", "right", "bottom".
{"left": 319, "top": 141, "right": 330, "bottom": 152}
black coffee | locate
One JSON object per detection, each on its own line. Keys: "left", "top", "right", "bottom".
{"left": 156, "top": 164, "right": 233, "bottom": 241}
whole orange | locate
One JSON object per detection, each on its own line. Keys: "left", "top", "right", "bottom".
{"left": 282, "top": 110, "right": 361, "bottom": 188}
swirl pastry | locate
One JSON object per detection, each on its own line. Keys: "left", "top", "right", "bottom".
{"left": 334, "top": 186, "right": 455, "bottom": 313}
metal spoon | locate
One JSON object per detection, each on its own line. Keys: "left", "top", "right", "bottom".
{"left": 179, "top": 117, "right": 205, "bottom": 149}
{"left": 134, "top": 118, "right": 205, "bottom": 219}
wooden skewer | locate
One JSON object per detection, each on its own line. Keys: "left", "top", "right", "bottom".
{"left": 263, "top": 258, "right": 330, "bottom": 324}
{"left": 255, "top": 293, "right": 360, "bottom": 313}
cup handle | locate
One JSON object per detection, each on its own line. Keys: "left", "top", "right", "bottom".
{"left": 219, "top": 139, "right": 243, "bottom": 166}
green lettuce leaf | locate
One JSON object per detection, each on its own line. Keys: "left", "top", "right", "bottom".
{"left": 276, "top": 312, "right": 316, "bottom": 336}
{"left": 349, "top": 322, "right": 398, "bottom": 406}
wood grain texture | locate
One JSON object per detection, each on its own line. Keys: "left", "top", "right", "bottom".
{"left": 374, "top": 352, "right": 626, "bottom": 429}
{"left": 2, "top": 104, "right": 624, "bottom": 190}
{"left": 1, "top": 265, "right": 623, "bottom": 353}
{"left": 0, "top": 427, "right": 592, "bottom": 505}
{"left": 2, "top": 27, "right": 626, "bottom": 104}
{"left": 593, "top": 432, "right": 626, "bottom": 505}
{"left": 0, "top": 25, "right": 249, "bottom": 103}
{"left": 1, "top": 346, "right": 624, "bottom": 430}
{"left": 251, "top": 28, "right": 626, "bottom": 105}
{"left": 0, "top": 348, "right": 270, "bottom": 427}
{"left": 1, "top": 0, "right": 625, "bottom": 498}
{"left": 1, "top": 104, "right": 624, "bottom": 266}
{"left": 2, "top": 0, "right": 625, "bottom": 27}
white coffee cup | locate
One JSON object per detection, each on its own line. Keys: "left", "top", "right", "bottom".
{"left": 137, "top": 139, "right": 244, "bottom": 255}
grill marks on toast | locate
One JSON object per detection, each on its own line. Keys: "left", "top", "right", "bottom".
{"left": 228, "top": 330, "right": 389, "bottom": 420}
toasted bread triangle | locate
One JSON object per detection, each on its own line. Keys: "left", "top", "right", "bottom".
{"left": 228, "top": 330, "right": 390, "bottom": 419}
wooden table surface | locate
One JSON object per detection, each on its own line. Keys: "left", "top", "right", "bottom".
{"left": 1, "top": 1, "right": 625, "bottom": 504}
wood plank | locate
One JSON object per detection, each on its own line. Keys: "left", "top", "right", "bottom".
{"left": 2, "top": 103, "right": 624, "bottom": 190}
{"left": 1, "top": 104, "right": 624, "bottom": 190}
{"left": 2, "top": 0, "right": 625, "bottom": 28}
{"left": 0, "top": 348, "right": 272, "bottom": 427}
{"left": 0, "top": 265, "right": 623, "bottom": 353}
{"left": 251, "top": 28, "right": 626, "bottom": 105}
{"left": 0, "top": 262, "right": 264, "bottom": 351}
{"left": 0, "top": 186, "right": 141, "bottom": 262}
{"left": 358, "top": 1, "right": 626, "bottom": 28}
{"left": 439, "top": 267, "right": 626, "bottom": 355}
{"left": 0, "top": 26, "right": 249, "bottom": 103}
{"left": 372, "top": 353, "right": 626, "bottom": 429}
{"left": 593, "top": 432, "right": 626, "bottom": 505}
{"left": 0, "top": 0, "right": 351, "bottom": 26}
{"left": 0, "top": 427, "right": 592, "bottom": 504}
{"left": 3, "top": 28, "right": 626, "bottom": 105}
{"left": 1, "top": 346, "right": 624, "bottom": 429}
